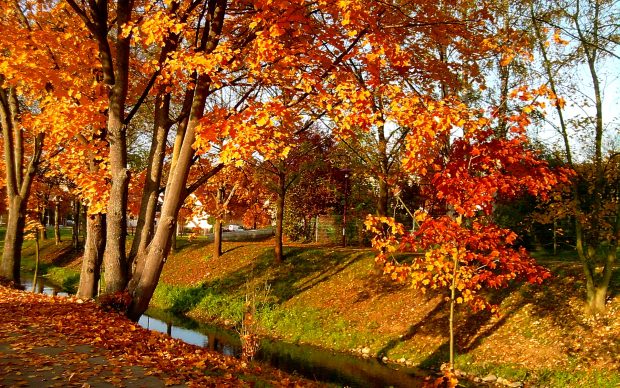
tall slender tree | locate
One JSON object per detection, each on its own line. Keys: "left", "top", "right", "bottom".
{"left": 528, "top": 0, "right": 619, "bottom": 313}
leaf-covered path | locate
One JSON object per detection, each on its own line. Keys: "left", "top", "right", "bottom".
{"left": 0, "top": 285, "right": 315, "bottom": 387}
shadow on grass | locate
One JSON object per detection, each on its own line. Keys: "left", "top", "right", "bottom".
{"left": 400, "top": 282, "right": 533, "bottom": 370}
{"left": 377, "top": 299, "right": 447, "bottom": 361}
{"left": 159, "top": 246, "right": 373, "bottom": 315}
{"left": 404, "top": 255, "right": 620, "bottom": 371}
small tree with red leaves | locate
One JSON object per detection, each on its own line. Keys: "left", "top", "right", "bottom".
{"left": 367, "top": 95, "right": 571, "bottom": 370}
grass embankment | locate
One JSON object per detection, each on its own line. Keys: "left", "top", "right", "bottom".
{"left": 5, "top": 227, "right": 82, "bottom": 293}
{"left": 17, "top": 230, "right": 620, "bottom": 387}
{"left": 152, "top": 238, "right": 620, "bottom": 387}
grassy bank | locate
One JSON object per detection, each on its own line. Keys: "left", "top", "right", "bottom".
{"left": 151, "top": 239, "right": 620, "bottom": 387}
{"left": 3, "top": 227, "right": 82, "bottom": 293}
{"left": 11, "top": 228, "right": 619, "bottom": 387}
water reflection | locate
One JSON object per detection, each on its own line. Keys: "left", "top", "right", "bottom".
{"left": 141, "top": 309, "right": 426, "bottom": 388}
{"left": 138, "top": 313, "right": 238, "bottom": 357}
{"left": 21, "top": 274, "right": 69, "bottom": 297}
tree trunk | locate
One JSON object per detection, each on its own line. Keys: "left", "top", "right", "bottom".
{"left": 377, "top": 178, "right": 389, "bottom": 217}
{"left": 576, "top": 216, "right": 616, "bottom": 315}
{"left": 586, "top": 285, "right": 608, "bottom": 315}
{"left": 274, "top": 173, "right": 285, "bottom": 264}
{"left": 213, "top": 219, "right": 223, "bottom": 259}
{"left": 32, "top": 237, "right": 40, "bottom": 293}
{"left": 128, "top": 94, "right": 172, "bottom": 273}
{"left": 54, "top": 201, "right": 61, "bottom": 244}
{"left": 0, "top": 126, "right": 42, "bottom": 283}
{"left": 102, "top": 125, "right": 130, "bottom": 294}
{"left": 88, "top": 0, "right": 132, "bottom": 295}
{"left": 39, "top": 208, "right": 47, "bottom": 240}
{"left": 449, "top": 248, "right": 459, "bottom": 370}
{"left": 127, "top": 78, "right": 212, "bottom": 320}
{"left": 0, "top": 197, "right": 26, "bottom": 282}
{"left": 72, "top": 201, "right": 80, "bottom": 250}
{"left": 213, "top": 185, "right": 225, "bottom": 259}
{"left": 126, "top": 0, "right": 228, "bottom": 321}
{"left": 77, "top": 213, "right": 106, "bottom": 299}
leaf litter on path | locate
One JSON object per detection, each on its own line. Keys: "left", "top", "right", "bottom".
{"left": 0, "top": 285, "right": 316, "bottom": 387}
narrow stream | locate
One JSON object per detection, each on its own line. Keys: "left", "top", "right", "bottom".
{"left": 22, "top": 274, "right": 427, "bottom": 387}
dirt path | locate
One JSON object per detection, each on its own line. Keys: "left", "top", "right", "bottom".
{"left": 0, "top": 284, "right": 315, "bottom": 387}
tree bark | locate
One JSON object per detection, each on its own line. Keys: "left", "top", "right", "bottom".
{"left": 213, "top": 219, "right": 223, "bottom": 259}
{"left": 0, "top": 82, "right": 44, "bottom": 283}
{"left": 39, "top": 207, "right": 48, "bottom": 240}
{"left": 213, "top": 185, "right": 228, "bottom": 259}
{"left": 100, "top": 0, "right": 132, "bottom": 294}
{"left": 274, "top": 172, "right": 286, "bottom": 264}
{"left": 1, "top": 197, "right": 27, "bottom": 282}
{"left": 126, "top": 0, "right": 233, "bottom": 320}
{"left": 54, "top": 201, "right": 61, "bottom": 244}
{"left": 128, "top": 72, "right": 220, "bottom": 320}
{"left": 32, "top": 237, "right": 40, "bottom": 293}
{"left": 77, "top": 213, "right": 106, "bottom": 299}
{"left": 128, "top": 89, "right": 173, "bottom": 274}
{"left": 72, "top": 200, "right": 81, "bottom": 250}
{"left": 376, "top": 120, "right": 390, "bottom": 217}
{"left": 377, "top": 178, "right": 389, "bottom": 217}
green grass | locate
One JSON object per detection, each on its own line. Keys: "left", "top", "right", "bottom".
{"left": 455, "top": 357, "right": 620, "bottom": 388}
{"left": 151, "top": 279, "right": 382, "bottom": 350}
{"left": 151, "top": 246, "right": 386, "bottom": 350}
{"left": 46, "top": 267, "right": 80, "bottom": 294}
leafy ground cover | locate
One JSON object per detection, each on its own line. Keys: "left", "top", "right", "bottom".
{"left": 0, "top": 281, "right": 317, "bottom": 387}
{"left": 21, "top": 233, "right": 620, "bottom": 386}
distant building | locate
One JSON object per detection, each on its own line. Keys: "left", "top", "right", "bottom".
{"left": 185, "top": 217, "right": 213, "bottom": 235}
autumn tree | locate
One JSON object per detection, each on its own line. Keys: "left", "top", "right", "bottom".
{"left": 527, "top": 0, "right": 619, "bottom": 313}
{"left": 284, "top": 161, "right": 338, "bottom": 242}
{"left": 64, "top": 0, "right": 136, "bottom": 293}
{"left": 237, "top": 174, "right": 272, "bottom": 231}
{"left": 12, "top": 0, "right": 567, "bottom": 327}
{"left": 252, "top": 130, "right": 331, "bottom": 262}
{"left": 190, "top": 165, "right": 244, "bottom": 259}
{"left": 0, "top": 2, "right": 98, "bottom": 282}
{"left": 368, "top": 94, "right": 568, "bottom": 369}
{"left": 344, "top": 0, "right": 575, "bottom": 371}
{"left": 126, "top": 0, "right": 391, "bottom": 318}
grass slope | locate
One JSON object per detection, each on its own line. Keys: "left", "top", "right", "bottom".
{"left": 153, "top": 238, "right": 620, "bottom": 387}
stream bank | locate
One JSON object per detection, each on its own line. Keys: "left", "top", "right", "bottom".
{"left": 22, "top": 273, "right": 427, "bottom": 387}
